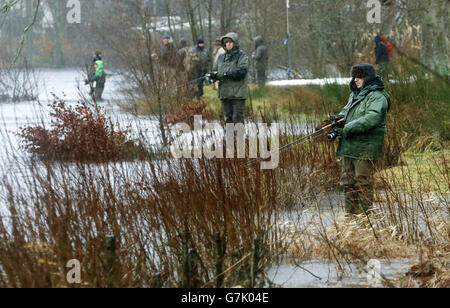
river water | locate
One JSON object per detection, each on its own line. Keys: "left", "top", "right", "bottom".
{"left": 0, "top": 69, "right": 163, "bottom": 152}
{"left": 0, "top": 69, "right": 414, "bottom": 288}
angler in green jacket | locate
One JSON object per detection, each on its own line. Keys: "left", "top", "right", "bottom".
{"left": 332, "top": 63, "right": 391, "bottom": 215}
{"left": 86, "top": 53, "right": 106, "bottom": 101}
{"left": 209, "top": 32, "right": 250, "bottom": 124}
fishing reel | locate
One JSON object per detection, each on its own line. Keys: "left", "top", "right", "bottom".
{"left": 205, "top": 72, "right": 218, "bottom": 83}
{"left": 327, "top": 129, "right": 342, "bottom": 141}
{"left": 326, "top": 114, "right": 345, "bottom": 141}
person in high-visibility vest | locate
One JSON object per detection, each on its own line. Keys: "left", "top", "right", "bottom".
{"left": 86, "top": 51, "right": 106, "bottom": 101}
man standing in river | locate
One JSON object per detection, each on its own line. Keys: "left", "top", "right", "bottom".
{"left": 86, "top": 50, "right": 106, "bottom": 101}
{"left": 332, "top": 63, "right": 390, "bottom": 216}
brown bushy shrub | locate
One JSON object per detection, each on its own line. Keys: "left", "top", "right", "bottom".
{"left": 166, "top": 98, "right": 214, "bottom": 125}
{"left": 18, "top": 96, "right": 147, "bottom": 162}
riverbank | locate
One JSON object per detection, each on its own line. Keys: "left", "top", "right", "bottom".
{"left": 0, "top": 70, "right": 448, "bottom": 288}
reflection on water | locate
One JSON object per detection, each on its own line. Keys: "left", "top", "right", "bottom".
{"left": 0, "top": 69, "right": 315, "bottom": 161}
{"left": 0, "top": 69, "right": 161, "bottom": 154}
{"left": 0, "top": 69, "right": 420, "bottom": 288}
{"left": 268, "top": 259, "right": 411, "bottom": 288}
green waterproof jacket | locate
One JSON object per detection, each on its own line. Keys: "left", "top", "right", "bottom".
{"left": 95, "top": 60, "right": 104, "bottom": 78}
{"left": 213, "top": 32, "right": 250, "bottom": 100}
{"left": 337, "top": 77, "right": 391, "bottom": 161}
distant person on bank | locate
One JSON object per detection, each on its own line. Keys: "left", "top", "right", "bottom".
{"left": 208, "top": 32, "right": 250, "bottom": 124}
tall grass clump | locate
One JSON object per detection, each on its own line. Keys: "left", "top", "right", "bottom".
{"left": 0, "top": 99, "right": 348, "bottom": 288}
{"left": 387, "top": 60, "right": 450, "bottom": 149}
{"left": 284, "top": 147, "right": 449, "bottom": 287}
{"left": 0, "top": 152, "right": 285, "bottom": 287}
{"left": 1, "top": 57, "right": 448, "bottom": 288}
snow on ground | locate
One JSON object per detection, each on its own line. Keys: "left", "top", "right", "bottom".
{"left": 268, "top": 78, "right": 352, "bottom": 87}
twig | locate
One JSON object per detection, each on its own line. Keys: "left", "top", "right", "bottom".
{"left": 10, "top": 0, "right": 42, "bottom": 68}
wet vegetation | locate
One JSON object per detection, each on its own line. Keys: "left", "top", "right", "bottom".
{"left": 18, "top": 96, "right": 149, "bottom": 162}
{"left": 0, "top": 0, "right": 448, "bottom": 288}
{"left": 1, "top": 61, "right": 448, "bottom": 287}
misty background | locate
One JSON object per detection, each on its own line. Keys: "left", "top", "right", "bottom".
{"left": 0, "top": 0, "right": 448, "bottom": 78}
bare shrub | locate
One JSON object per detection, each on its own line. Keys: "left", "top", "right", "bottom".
{"left": 18, "top": 96, "right": 147, "bottom": 162}
{"left": 0, "top": 64, "right": 38, "bottom": 102}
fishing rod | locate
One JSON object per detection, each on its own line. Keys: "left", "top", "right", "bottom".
{"left": 243, "top": 117, "right": 345, "bottom": 168}
{"left": 84, "top": 66, "right": 207, "bottom": 102}
{"left": 139, "top": 76, "right": 207, "bottom": 101}
{"left": 279, "top": 118, "right": 344, "bottom": 152}
{"left": 169, "top": 76, "right": 206, "bottom": 93}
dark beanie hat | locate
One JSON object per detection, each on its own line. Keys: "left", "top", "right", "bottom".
{"left": 197, "top": 38, "right": 205, "bottom": 45}
{"left": 351, "top": 63, "right": 376, "bottom": 79}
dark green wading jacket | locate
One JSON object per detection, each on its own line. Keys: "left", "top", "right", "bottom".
{"left": 337, "top": 77, "right": 391, "bottom": 161}
{"left": 213, "top": 32, "right": 250, "bottom": 100}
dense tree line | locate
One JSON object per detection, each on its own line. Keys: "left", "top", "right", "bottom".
{"left": 0, "top": 0, "right": 448, "bottom": 77}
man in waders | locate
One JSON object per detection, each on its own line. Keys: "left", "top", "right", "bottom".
{"left": 86, "top": 51, "right": 106, "bottom": 101}
{"left": 331, "top": 63, "right": 391, "bottom": 216}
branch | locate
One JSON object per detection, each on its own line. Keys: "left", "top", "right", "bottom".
{"left": 392, "top": 43, "right": 450, "bottom": 86}
{"left": 0, "top": 0, "right": 21, "bottom": 29}
{"left": 0, "top": 0, "right": 20, "bottom": 14}
{"left": 9, "top": 0, "right": 42, "bottom": 67}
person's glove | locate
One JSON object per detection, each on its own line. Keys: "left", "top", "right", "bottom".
{"left": 332, "top": 115, "right": 345, "bottom": 129}
{"left": 205, "top": 72, "right": 218, "bottom": 81}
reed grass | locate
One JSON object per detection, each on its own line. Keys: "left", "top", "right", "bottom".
{"left": 1, "top": 65, "right": 448, "bottom": 288}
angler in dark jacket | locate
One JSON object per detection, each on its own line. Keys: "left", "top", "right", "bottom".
{"left": 374, "top": 35, "right": 389, "bottom": 78}
{"left": 176, "top": 38, "right": 189, "bottom": 72}
{"left": 252, "top": 36, "right": 269, "bottom": 87}
{"left": 160, "top": 33, "right": 177, "bottom": 68}
{"left": 192, "top": 39, "right": 211, "bottom": 98}
{"left": 334, "top": 63, "right": 390, "bottom": 215}
{"left": 210, "top": 32, "right": 250, "bottom": 124}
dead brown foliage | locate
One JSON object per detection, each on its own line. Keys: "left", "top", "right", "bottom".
{"left": 18, "top": 96, "right": 147, "bottom": 162}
